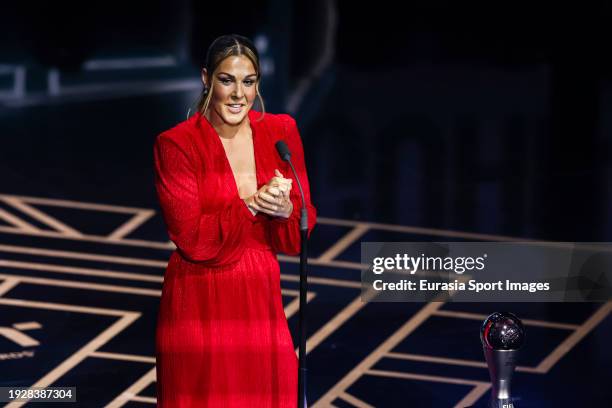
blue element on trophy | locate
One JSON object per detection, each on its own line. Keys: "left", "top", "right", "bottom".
{"left": 481, "top": 312, "right": 526, "bottom": 408}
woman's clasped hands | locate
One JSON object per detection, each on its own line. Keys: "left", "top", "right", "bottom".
{"left": 244, "top": 169, "right": 293, "bottom": 218}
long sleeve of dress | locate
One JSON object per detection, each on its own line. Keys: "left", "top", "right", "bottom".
{"left": 268, "top": 114, "right": 317, "bottom": 255}
{"left": 153, "top": 133, "right": 256, "bottom": 266}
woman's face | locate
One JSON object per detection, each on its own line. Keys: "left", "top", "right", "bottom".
{"left": 203, "top": 55, "right": 258, "bottom": 126}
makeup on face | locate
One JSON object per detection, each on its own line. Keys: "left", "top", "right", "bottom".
{"left": 210, "top": 56, "right": 258, "bottom": 125}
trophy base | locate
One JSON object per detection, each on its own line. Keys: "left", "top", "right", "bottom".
{"left": 489, "top": 398, "right": 516, "bottom": 408}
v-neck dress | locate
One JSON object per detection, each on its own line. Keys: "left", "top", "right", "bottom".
{"left": 153, "top": 109, "right": 317, "bottom": 407}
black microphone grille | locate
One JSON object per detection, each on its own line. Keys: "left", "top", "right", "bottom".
{"left": 275, "top": 140, "right": 291, "bottom": 161}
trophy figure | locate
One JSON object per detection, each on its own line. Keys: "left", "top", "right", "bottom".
{"left": 480, "top": 312, "right": 525, "bottom": 408}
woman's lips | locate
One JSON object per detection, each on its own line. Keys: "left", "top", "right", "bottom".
{"left": 227, "top": 104, "right": 244, "bottom": 114}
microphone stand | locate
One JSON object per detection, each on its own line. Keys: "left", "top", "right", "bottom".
{"left": 287, "top": 159, "right": 309, "bottom": 408}
{"left": 275, "top": 140, "right": 309, "bottom": 408}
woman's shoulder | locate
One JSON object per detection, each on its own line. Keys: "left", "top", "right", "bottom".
{"left": 252, "top": 110, "right": 298, "bottom": 137}
{"left": 155, "top": 113, "right": 201, "bottom": 149}
{"left": 255, "top": 110, "right": 295, "bottom": 124}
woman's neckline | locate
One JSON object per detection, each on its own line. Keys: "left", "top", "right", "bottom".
{"left": 197, "top": 109, "right": 262, "bottom": 199}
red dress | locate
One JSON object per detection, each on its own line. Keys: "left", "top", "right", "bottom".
{"left": 153, "top": 109, "right": 316, "bottom": 407}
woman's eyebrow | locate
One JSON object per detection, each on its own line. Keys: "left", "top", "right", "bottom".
{"left": 217, "top": 72, "right": 258, "bottom": 79}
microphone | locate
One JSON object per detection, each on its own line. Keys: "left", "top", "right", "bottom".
{"left": 481, "top": 312, "right": 525, "bottom": 408}
{"left": 275, "top": 140, "right": 307, "bottom": 231}
{"left": 275, "top": 139, "right": 291, "bottom": 161}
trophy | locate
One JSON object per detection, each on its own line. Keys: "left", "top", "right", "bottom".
{"left": 480, "top": 312, "right": 525, "bottom": 408}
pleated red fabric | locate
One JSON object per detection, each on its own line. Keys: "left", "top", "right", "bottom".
{"left": 153, "top": 109, "right": 316, "bottom": 407}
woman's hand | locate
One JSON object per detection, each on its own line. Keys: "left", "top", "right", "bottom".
{"left": 244, "top": 169, "right": 293, "bottom": 218}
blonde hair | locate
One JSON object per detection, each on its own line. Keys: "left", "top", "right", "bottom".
{"left": 195, "top": 34, "right": 265, "bottom": 122}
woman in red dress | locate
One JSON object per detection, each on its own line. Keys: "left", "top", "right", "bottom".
{"left": 153, "top": 34, "right": 316, "bottom": 407}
